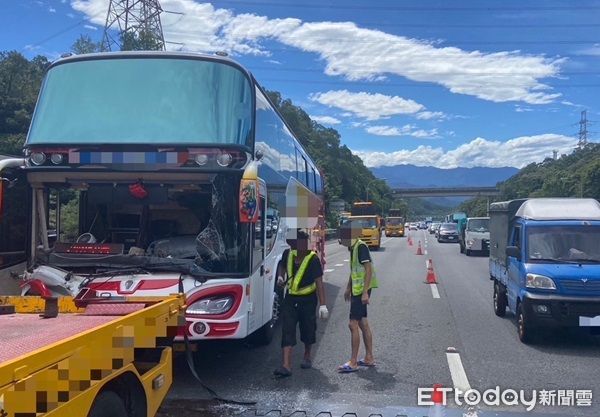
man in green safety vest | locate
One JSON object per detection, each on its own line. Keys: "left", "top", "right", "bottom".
{"left": 274, "top": 229, "right": 328, "bottom": 378}
{"left": 338, "top": 221, "right": 379, "bottom": 373}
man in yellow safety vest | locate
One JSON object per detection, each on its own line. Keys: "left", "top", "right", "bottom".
{"left": 274, "top": 229, "right": 328, "bottom": 378}
{"left": 338, "top": 221, "right": 379, "bottom": 373}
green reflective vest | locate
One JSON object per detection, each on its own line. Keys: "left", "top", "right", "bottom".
{"left": 287, "top": 250, "right": 317, "bottom": 296}
{"left": 351, "top": 240, "right": 379, "bottom": 296}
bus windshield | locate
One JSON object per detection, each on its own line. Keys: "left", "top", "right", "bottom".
{"left": 27, "top": 57, "right": 253, "bottom": 146}
{"left": 386, "top": 218, "right": 403, "bottom": 226}
{"left": 37, "top": 174, "right": 250, "bottom": 275}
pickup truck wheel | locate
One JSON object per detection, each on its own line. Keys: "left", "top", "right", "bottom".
{"left": 459, "top": 243, "right": 464, "bottom": 253}
{"left": 88, "top": 391, "right": 127, "bottom": 417}
{"left": 493, "top": 283, "right": 507, "bottom": 317}
{"left": 466, "top": 249, "right": 472, "bottom": 256}
{"left": 517, "top": 302, "right": 534, "bottom": 344}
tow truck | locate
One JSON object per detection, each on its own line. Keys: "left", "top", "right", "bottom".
{"left": 0, "top": 293, "right": 184, "bottom": 417}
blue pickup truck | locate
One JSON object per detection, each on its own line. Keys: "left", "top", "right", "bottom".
{"left": 489, "top": 198, "right": 600, "bottom": 343}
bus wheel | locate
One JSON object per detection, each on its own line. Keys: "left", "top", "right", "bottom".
{"left": 253, "top": 268, "right": 283, "bottom": 345}
{"left": 88, "top": 391, "right": 127, "bottom": 417}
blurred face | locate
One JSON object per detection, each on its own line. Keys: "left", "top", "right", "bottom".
{"left": 339, "top": 222, "right": 361, "bottom": 247}
{"left": 287, "top": 231, "right": 310, "bottom": 252}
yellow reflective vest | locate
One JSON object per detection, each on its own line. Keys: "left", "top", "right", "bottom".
{"left": 351, "top": 240, "right": 379, "bottom": 296}
{"left": 287, "top": 250, "right": 318, "bottom": 296}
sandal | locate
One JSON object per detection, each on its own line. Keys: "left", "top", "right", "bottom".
{"left": 337, "top": 362, "right": 359, "bottom": 373}
{"left": 358, "top": 359, "right": 376, "bottom": 367}
{"left": 273, "top": 366, "right": 292, "bottom": 377}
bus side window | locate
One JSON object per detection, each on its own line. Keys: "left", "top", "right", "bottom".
{"left": 253, "top": 196, "right": 265, "bottom": 270}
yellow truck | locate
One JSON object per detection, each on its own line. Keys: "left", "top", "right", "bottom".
{"left": 0, "top": 294, "right": 184, "bottom": 417}
{"left": 385, "top": 209, "right": 405, "bottom": 237}
{"left": 349, "top": 202, "right": 382, "bottom": 250}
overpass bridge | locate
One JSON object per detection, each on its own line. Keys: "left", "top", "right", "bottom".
{"left": 392, "top": 186, "right": 500, "bottom": 198}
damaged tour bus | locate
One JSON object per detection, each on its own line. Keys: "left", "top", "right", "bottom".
{"left": 0, "top": 52, "right": 325, "bottom": 345}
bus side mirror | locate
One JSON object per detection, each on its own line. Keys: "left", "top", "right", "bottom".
{"left": 506, "top": 246, "right": 521, "bottom": 260}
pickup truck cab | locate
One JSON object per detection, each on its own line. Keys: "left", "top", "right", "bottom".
{"left": 489, "top": 198, "right": 600, "bottom": 343}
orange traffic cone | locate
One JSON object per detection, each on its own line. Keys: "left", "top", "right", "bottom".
{"left": 426, "top": 259, "right": 437, "bottom": 284}
{"left": 428, "top": 383, "right": 446, "bottom": 417}
{"left": 416, "top": 241, "right": 423, "bottom": 255}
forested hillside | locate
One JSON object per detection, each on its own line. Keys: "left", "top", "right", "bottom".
{"left": 458, "top": 143, "right": 600, "bottom": 216}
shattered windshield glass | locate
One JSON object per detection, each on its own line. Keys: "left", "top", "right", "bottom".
{"left": 39, "top": 174, "right": 249, "bottom": 275}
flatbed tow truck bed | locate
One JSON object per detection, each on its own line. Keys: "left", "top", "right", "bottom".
{"left": 0, "top": 295, "right": 184, "bottom": 417}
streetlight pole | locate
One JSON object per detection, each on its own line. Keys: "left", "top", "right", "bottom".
{"left": 366, "top": 178, "right": 387, "bottom": 201}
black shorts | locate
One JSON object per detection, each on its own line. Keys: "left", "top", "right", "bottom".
{"left": 350, "top": 289, "right": 371, "bottom": 321}
{"left": 281, "top": 294, "right": 317, "bottom": 347}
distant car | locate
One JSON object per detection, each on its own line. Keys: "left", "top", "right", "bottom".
{"left": 409, "top": 223, "right": 418, "bottom": 231}
{"left": 418, "top": 222, "right": 427, "bottom": 229}
{"left": 428, "top": 222, "right": 440, "bottom": 234}
{"left": 433, "top": 223, "right": 442, "bottom": 237}
{"left": 437, "top": 222, "right": 459, "bottom": 243}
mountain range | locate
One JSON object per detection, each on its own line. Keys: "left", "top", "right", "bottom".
{"left": 371, "top": 164, "right": 519, "bottom": 188}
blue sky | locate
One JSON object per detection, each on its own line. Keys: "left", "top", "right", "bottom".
{"left": 3, "top": 0, "right": 600, "bottom": 168}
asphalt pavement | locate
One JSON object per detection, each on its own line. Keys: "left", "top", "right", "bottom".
{"left": 159, "top": 230, "right": 600, "bottom": 417}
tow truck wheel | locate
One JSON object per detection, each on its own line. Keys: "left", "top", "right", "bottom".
{"left": 517, "top": 302, "right": 534, "bottom": 344}
{"left": 493, "top": 282, "right": 507, "bottom": 317}
{"left": 88, "top": 391, "right": 127, "bottom": 417}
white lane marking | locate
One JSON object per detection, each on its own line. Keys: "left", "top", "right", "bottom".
{"left": 343, "top": 259, "right": 349, "bottom": 262}
{"left": 334, "top": 263, "right": 344, "bottom": 267}
{"left": 430, "top": 284, "right": 440, "bottom": 299}
{"left": 324, "top": 269, "right": 335, "bottom": 273}
{"left": 424, "top": 250, "right": 428, "bottom": 255}
{"left": 381, "top": 238, "right": 391, "bottom": 245}
{"left": 425, "top": 260, "right": 429, "bottom": 268}
{"left": 446, "top": 348, "right": 472, "bottom": 394}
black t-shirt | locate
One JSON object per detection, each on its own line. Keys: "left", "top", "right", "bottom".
{"left": 349, "top": 242, "right": 372, "bottom": 264}
{"left": 283, "top": 251, "right": 323, "bottom": 289}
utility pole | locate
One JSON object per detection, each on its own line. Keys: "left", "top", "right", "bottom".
{"left": 578, "top": 110, "right": 588, "bottom": 149}
{"left": 101, "top": 0, "right": 166, "bottom": 52}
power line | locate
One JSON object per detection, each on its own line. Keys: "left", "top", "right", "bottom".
{"left": 214, "top": 1, "right": 600, "bottom": 12}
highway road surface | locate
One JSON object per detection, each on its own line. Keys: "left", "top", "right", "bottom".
{"left": 159, "top": 230, "right": 600, "bottom": 417}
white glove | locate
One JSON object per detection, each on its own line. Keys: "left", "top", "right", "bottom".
{"left": 318, "top": 305, "right": 329, "bottom": 320}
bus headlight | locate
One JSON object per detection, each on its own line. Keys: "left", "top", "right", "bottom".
{"left": 195, "top": 154, "right": 209, "bottom": 166}
{"left": 526, "top": 274, "right": 556, "bottom": 290}
{"left": 216, "top": 152, "right": 233, "bottom": 167}
{"left": 30, "top": 152, "right": 47, "bottom": 166}
{"left": 50, "top": 153, "right": 64, "bottom": 165}
{"left": 187, "top": 295, "right": 234, "bottom": 315}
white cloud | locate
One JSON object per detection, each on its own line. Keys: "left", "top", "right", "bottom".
{"left": 310, "top": 115, "right": 341, "bottom": 125}
{"left": 354, "top": 134, "right": 577, "bottom": 168}
{"left": 266, "top": 59, "right": 282, "bottom": 65}
{"left": 66, "top": 12, "right": 75, "bottom": 18}
{"left": 310, "top": 90, "right": 423, "bottom": 120}
{"left": 84, "top": 24, "right": 97, "bottom": 30}
{"left": 576, "top": 44, "right": 600, "bottom": 56}
{"left": 71, "top": 0, "right": 564, "bottom": 104}
{"left": 49, "top": 7, "right": 56, "bottom": 12}
{"left": 415, "top": 111, "right": 447, "bottom": 120}
{"left": 515, "top": 105, "right": 534, "bottom": 112}
{"left": 365, "top": 124, "right": 440, "bottom": 139}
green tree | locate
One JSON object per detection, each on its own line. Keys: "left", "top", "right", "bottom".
{"left": 0, "top": 51, "right": 49, "bottom": 155}
{"left": 71, "top": 34, "right": 100, "bottom": 54}
{"left": 121, "top": 30, "right": 164, "bottom": 51}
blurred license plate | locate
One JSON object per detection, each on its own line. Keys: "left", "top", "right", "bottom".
{"left": 448, "top": 236, "right": 455, "bottom": 239}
